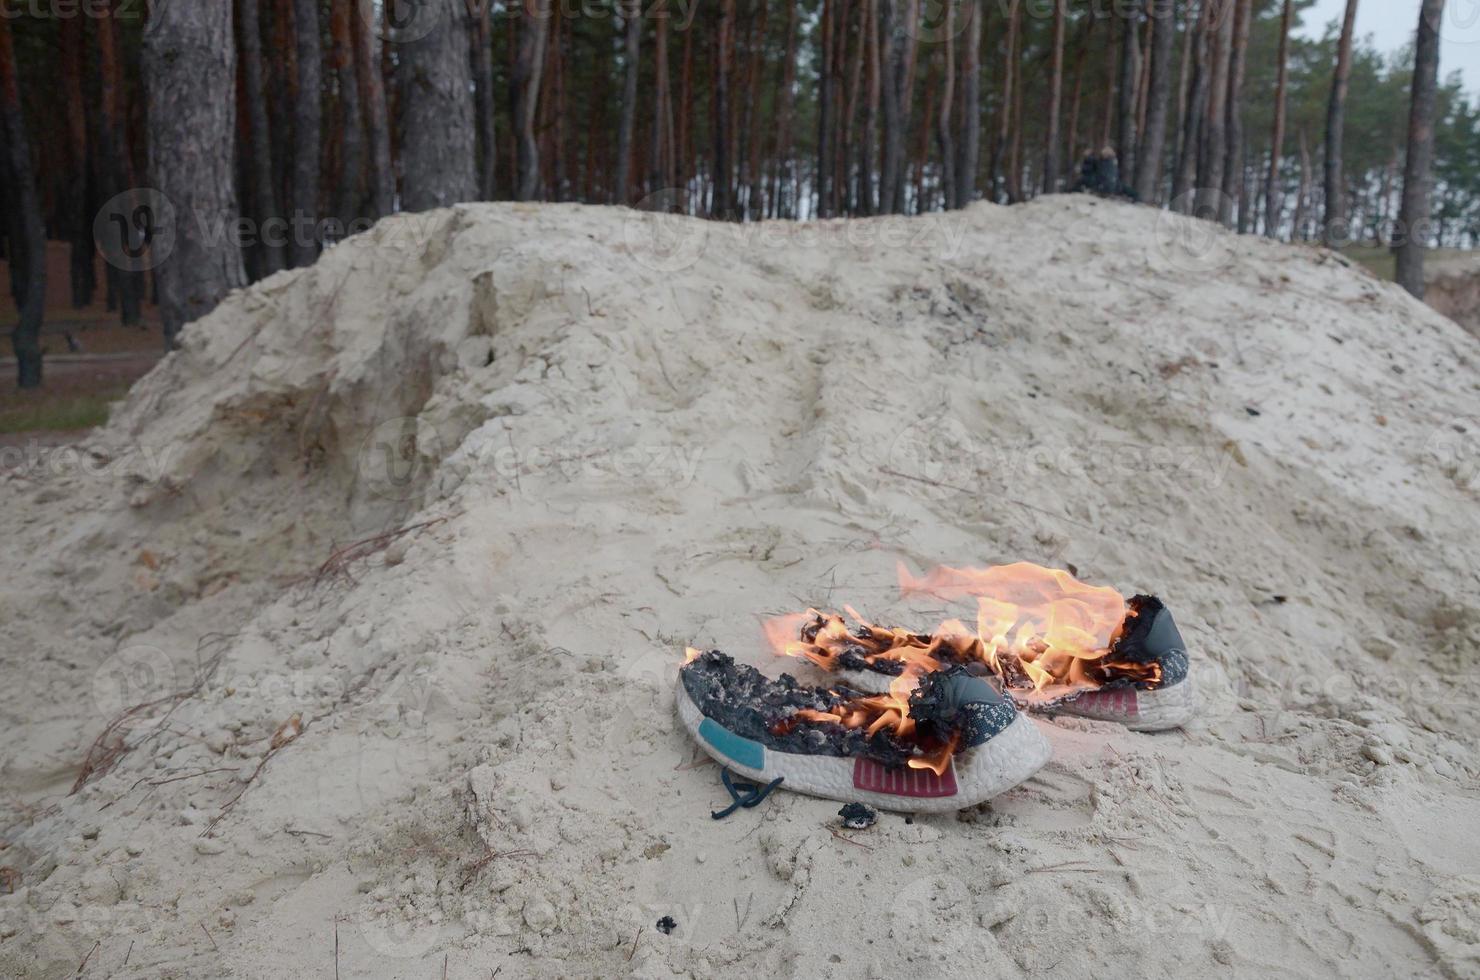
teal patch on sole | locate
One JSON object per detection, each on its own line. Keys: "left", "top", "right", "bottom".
{"left": 698, "top": 718, "right": 765, "bottom": 770}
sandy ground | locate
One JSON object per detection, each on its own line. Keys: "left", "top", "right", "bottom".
{"left": 2, "top": 197, "right": 1479, "bottom": 979}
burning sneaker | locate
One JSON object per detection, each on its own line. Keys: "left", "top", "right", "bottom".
{"left": 766, "top": 562, "right": 1196, "bottom": 733}
{"left": 675, "top": 650, "right": 1051, "bottom": 814}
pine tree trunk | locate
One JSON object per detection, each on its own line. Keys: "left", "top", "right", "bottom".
{"left": 547, "top": 6, "right": 568, "bottom": 200}
{"left": 322, "top": 27, "right": 342, "bottom": 229}
{"left": 1115, "top": 0, "right": 1141, "bottom": 183}
{"left": 1251, "top": 158, "right": 1267, "bottom": 234}
{"left": 1172, "top": 0, "right": 1206, "bottom": 212}
{"left": 539, "top": 9, "right": 564, "bottom": 198}
{"left": 649, "top": 5, "right": 671, "bottom": 196}
{"left": 915, "top": 54, "right": 935, "bottom": 212}
{"left": 953, "top": 0, "right": 979, "bottom": 208}
{"left": 1395, "top": 0, "right": 1446, "bottom": 298}
{"left": 985, "top": 11, "right": 1002, "bottom": 201}
{"left": 1324, "top": 0, "right": 1359, "bottom": 245}
{"left": 735, "top": 2, "right": 752, "bottom": 210}
{"left": 773, "top": 0, "right": 798, "bottom": 217}
{"left": 399, "top": 0, "right": 477, "bottom": 210}
{"left": 663, "top": 17, "right": 676, "bottom": 197}
{"left": 1066, "top": 40, "right": 1087, "bottom": 180}
{"left": 97, "top": 4, "right": 142, "bottom": 326}
{"left": 829, "top": 0, "right": 848, "bottom": 214}
{"left": 1219, "top": 0, "right": 1251, "bottom": 227}
{"left": 1006, "top": 3, "right": 1024, "bottom": 202}
{"left": 1135, "top": 0, "right": 1175, "bottom": 203}
{"left": 2, "top": 166, "right": 21, "bottom": 311}
{"left": 714, "top": 0, "right": 736, "bottom": 217}
{"left": 817, "top": 0, "right": 835, "bottom": 216}
{"left": 748, "top": 0, "right": 770, "bottom": 218}
{"left": 579, "top": 28, "right": 600, "bottom": 200}
{"left": 0, "top": 12, "right": 45, "bottom": 387}
{"left": 876, "top": 0, "right": 911, "bottom": 210}
{"left": 270, "top": 0, "right": 297, "bottom": 224}
{"left": 239, "top": 0, "right": 284, "bottom": 273}
{"left": 613, "top": 2, "right": 641, "bottom": 204}
{"left": 878, "top": 0, "right": 905, "bottom": 213}
{"left": 1, "top": 147, "right": 17, "bottom": 299}
{"left": 936, "top": 3, "right": 956, "bottom": 210}
{"left": 143, "top": 0, "right": 247, "bottom": 347}
{"left": 1099, "top": 18, "right": 1116, "bottom": 147}
{"left": 290, "top": 0, "right": 322, "bottom": 266}
{"left": 352, "top": 0, "right": 394, "bottom": 217}
{"left": 998, "top": 0, "right": 1021, "bottom": 201}
{"left": 893, "top": 0, "right": 919, "bottom": 211}
{"left": 1135, "top": 13, "right": 1153, "bottom": 149}
{"left": 236, "top": 25, "right": 263, "bottom": 280}
{"left": 735, "top": 3, "right": 756, "bottom": 213}
{"left": 677, "top": 21, "right": 694, "bottom": 210}
{"left": 349, "top": 0, "right": 390, "bottom": 216}
{"left": 329, "top": 0, "right": 366, "bottom": 229}
{"left": 1294, "top": 127, "right": 1312, "bottom": 239}
{"left": 1043, "top": 0, "right": 1065, "bottom": 195}
{"left": 1238, "top": 155, "right": 1254, "bottom": 233}
{"left": 861, "top": 0, "right": 881, "bottom": 213}
{"left": 1174, "top": 0, "right": 1193, "bottom": 165}
{"left": 472, "top": 0, "right": 498, "bottom": 200}
{"left": 60, "top": 16, "right": 94, "bottom": 307}
{"left": 823, "top": 0, "right": 840, "bottom": 213}
{"left": 514, "top": 0, "right": 550, "bottom": 201}
{"left": 1197, "top": 0, "right": 1232, "bottom": 219}
{"left": 840, "top": 0, "right": 862, "bottom": 214}
{"left": 1266, "top": 0, "right": 1292, "bottom": 237}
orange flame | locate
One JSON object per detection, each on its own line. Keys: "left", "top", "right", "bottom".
{"left": 747, "top": 601, "right": 949, "bottom": 757}
{"left": 765, "top": 561, "right": 1159, "bottom": 705}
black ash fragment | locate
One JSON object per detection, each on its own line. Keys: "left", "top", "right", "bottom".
{"left": 991, "top": 649, "right": 1035, "bottom": 690}
{"left": 681, "top": 651, "right": 915, "bottom": 768}
{"left": 838, "top": 802, "right": 877, "bottom": 830}
{"left": 655, "top": 916, "right": 677, "bottom": 935}
{"left": 855, "top": 621, "right": 932, "bottom": 649}
{"left": 836, "top": 648, "right": 904, "bottom": 675}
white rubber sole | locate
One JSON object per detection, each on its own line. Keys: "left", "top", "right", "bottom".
{"left": 1037, "top": 675, "right": 1195, "bottom": 731}
{"left": 835, "top": 667, "right": 1195, "bottom": 732}
{"left": 675, "top": 676, "right": 1051, "bottom": 813}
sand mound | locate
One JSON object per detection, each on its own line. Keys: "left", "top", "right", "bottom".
{"left": 3, "top": 197, "right": 1480, "bottom": 978}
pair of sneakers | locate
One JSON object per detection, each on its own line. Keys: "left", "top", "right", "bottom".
{"left": 675, "top": 600, "right": 1192, "bottom": 814}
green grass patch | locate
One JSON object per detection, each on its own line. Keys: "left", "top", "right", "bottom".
{"left": 1340, "top": 245, "right": 1476, "bottom": 283}
{"left": 1341, "top": 245, "right": 1397, "bottom": 281}
{"left": 0, "top": 387, "right": 126, "bottom": 435}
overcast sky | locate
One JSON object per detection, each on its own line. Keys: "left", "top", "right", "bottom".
{"left": 1295, "top": 0, "right": 1480, "bottom": 96}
